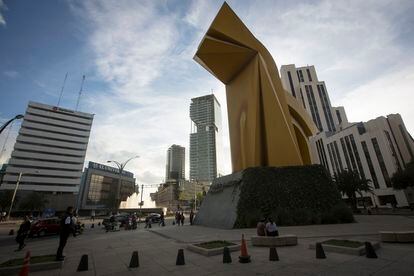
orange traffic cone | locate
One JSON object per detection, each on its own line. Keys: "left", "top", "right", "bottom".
{"left": 19, "top": 251, "right": 31, "bottom": 276}
{"left": 238, "top": 234, "right": 251, "bottom": 263}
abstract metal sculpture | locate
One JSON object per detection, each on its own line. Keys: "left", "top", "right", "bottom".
{"left": 194, "top": 2, "right": 317, "bottom": 172}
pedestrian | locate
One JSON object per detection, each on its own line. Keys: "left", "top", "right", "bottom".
{"left": 175, "top": 211, "right": 181, "bottom": 226}
{"left": 265, "top": 218, "right": 279, "bottom": 237}
{"left": 180, "top": 212, "right": 185, "bottom": 226}
{"left": 15, "top": 215, "right": 31, "bottom": 251}
{"left": 256, "top": 218, "right": 267, "bottom": 236}
{"left": 159, "top": 212, "right": 165, "bottom": 227}
{"left": 56, "top": 206, "right": 76, "bottom": 261}
{"left": 90, "top": 210, "right": 95, "bottom": 222}
{"left": 189, "top": 210, "right": 194, "bottom": 225}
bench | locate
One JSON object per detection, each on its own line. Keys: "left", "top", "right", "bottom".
{"left": 251, "top": 235, "right": 298, "bottom": 247}
{"left": 379, "top": 231, "right": 414, "bottom": 243}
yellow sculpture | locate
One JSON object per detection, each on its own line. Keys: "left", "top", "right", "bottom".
{"left": 194, "top": 2, "right": 317, "bottom": 172}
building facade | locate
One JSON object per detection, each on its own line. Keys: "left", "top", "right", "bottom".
{"left": 78, "top": 161, "right": 136, "bottom": 211}
{"left": 0, "top": 101, "right": 93, "bottom": 211}
{"left": 280, "top": 64, "right": 414, "bottom": 207}
{"left": 165, "top": 144, "right": 185, "bottom": 181}
{"left": 189, "top": 94, "right": 222, "bottom": 182}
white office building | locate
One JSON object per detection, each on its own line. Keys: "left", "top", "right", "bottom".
{"left": 280, "top": 65, "right": 414, "bottom": 207}
{"left": 189, "top": 94, "right": 222, "bottom": 182}
{"left": 0, "top": 101, "right": 94, "bottom": 211}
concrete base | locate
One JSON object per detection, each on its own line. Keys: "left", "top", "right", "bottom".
{"left": 380, "top": 231, "right": 414, "bottom": 242}
{"left": 187, "top": 244, "right": 240, "bottom": 256}
{"left": 194, "top": 172, "right": 242, "bottom": 229}
{"left": 309, "top": 242, "right": 380, "bottom": 256}
{"left": 251, "top": 235, "right": 298, "bottom": 247}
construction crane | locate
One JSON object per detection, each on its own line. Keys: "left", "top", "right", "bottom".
{"left": 57, "top": 72, "right": 68, "bottom": 107}
{"left": 75, "top": 75, "right": 85, "bottom": 111}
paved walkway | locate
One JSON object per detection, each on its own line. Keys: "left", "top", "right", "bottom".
{"left": 0, "top": 215, "right": 413, "bottom": 275}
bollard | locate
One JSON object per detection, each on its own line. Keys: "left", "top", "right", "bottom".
{"left": 365, "top": 242, "right": 378, "bottom": 258}
{"left": 316, "top": 242, "right": 326, "bottom": 259}
{"left": 129, "top": 251, "right": 139, "bottom": 268}
{"left": 223, "top": 247, "right": 232, "bottom": 263}
{"left": 176, "top": 249, "right": 185, "bottom": 265}
{"left": 91, "top": 223, "right": 94, "bottom": 229}
{"left": 98, "top": 222, "right": 101, "bottom": 226}
{"left": 9, "top": 229, "right": 14, "bottom": 236}
{"left": 269, "top": 247, "right": 279, "bottom": 261}
{"left": 77, "top": 254, "right": 88, "bottom": 271}
{"left": 239, "top": 234, "right": 251, "bottom": 263}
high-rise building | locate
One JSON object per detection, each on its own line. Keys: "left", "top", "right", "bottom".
{"left": 165, "top": 144, "right": 185, "bottom": 181}
{"left": 189, "top": 94, "right": 222, "bottom": 182}
{"left": 280, "top": 65, "right": 339, "bottom": 133}
{"left": 0, "top": 101, "right": 94, "bottom": 211}
{"left": 280, "top": 64, "right": 414, "bottom": 207}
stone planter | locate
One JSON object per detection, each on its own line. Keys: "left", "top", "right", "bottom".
{"left": 187, "top": 244, "right": 240, "bottom": 256}
{"left": 309, "top": 242, "right": 380, "bottom": 256}
{"left": 251, "top": 235, "right": 298, "bottom": 247}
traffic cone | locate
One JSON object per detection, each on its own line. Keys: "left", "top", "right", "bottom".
{"left": 91, "top": 223, "right": 94, "bottom": 229}
{"left": 316, "top": 242, "right": 326, "bottom": 259}
{"left": 238, "top": 234, "right": 251, "bottom": 263}
{"left": 269, "top": 247, "right": 279, "bottom": 261}
{"left": 365, "top": 242, "right": 378, "bottom": 258}
{"left": 77, "top": 254, "right": 88, "bottom": 271}
{"left": 176, "top": 249, "right": 185, "bottom": 265}
{"left": 19, "top": 251, "right": 30, "bottom": 276}
{"left": 129, "top": 251, "right": 139, "bottom": 268}
{"left": 223, "top": 247, "right": 232, "bottom": 263}
{"left": 9, "top": 229, "right": 14, "bottom": 235}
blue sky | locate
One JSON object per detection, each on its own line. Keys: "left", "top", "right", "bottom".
{"left": 1, "top": 0, "right": 414, "bottom": 195}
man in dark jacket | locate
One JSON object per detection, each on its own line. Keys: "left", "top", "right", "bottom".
{"left": 15, "top": 215, "right": 31, "bottom": 251}
{"left": 56, "top": 206, "right": 76, "bottom": 261}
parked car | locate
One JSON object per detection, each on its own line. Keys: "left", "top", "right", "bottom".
{"left": 102, "top": 215, "right": 129, "bottom": 228}
{"left": 147, "top": 213, "right": 161, "bottom": 223}
{"left": 29, "top": 217, "right": 61, "bottom": 237}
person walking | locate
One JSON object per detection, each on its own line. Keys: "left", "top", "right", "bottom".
{"left": 189, "top": 210, "right": 194, "bottom": 225}
{"left": 56, "top": 206, "right": 76, "bottom": 261}
{"left": 15, "top": 215, "right": 31, "bottom": 251}
{"left": 159, "top": 212, "right": 165, "bottom": 227}
{"left": 180, "top": 212, "right": 185, "bottom": 226}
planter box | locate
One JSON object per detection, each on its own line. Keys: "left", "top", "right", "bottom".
{"left": 0, "top": 260, "right": 63, "bottom": 276}
{"left": 251, "top": 235, "right": 298, "bottom": 247}
{"left": 380, "top": 231, "right": 414, "bottom": 243}
{"left": 309, "top": 242, "right": 380, "bottom": 256}
{"left": 187, "top": 244, "right": 240, "bottom": 256}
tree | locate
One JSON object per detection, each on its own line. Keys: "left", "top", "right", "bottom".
{"left": 392, "top": 161, "right": 414, "bottom": 190}
{"left": 333, "top": 169, "right": 372, "bottom": 211}
{"left": 19, "top": 192, "right": 48, "bottom": 212}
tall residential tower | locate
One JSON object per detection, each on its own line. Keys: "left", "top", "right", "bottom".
{"left": 0, "top": 101, "right": 94, "bottom": 211}
{"left": 189, "top": 94, "right": 222, "bottom": 182}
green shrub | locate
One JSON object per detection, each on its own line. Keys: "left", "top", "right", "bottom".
{"left": 234, "top": 165, "right": 353, "bottom": 227}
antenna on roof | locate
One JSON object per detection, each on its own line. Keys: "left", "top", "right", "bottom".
{"left": 75, "top": 75, "right": 85, "bottom": 111}
{"left": 57, "top": 72, "right": 68, "bottom": 107}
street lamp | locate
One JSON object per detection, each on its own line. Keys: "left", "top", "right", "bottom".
{"left": 7, "top": 170, "right": 39, "bottom": 221}
{"left": 0, "top": 114, "right": 24, "bottom": 135}
{"left": 107, "top": 155, "right": 139, "bottom": 211}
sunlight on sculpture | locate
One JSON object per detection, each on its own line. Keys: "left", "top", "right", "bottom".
{"left": 194, "top": 2, "right": 317, "bottom": 172}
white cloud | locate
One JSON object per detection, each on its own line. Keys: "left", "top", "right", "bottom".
{"left": 3, "top": 70, "right": 19, "bottom": 78}
{"left": 0, "top": 0, "right": 7, "bottom": 26}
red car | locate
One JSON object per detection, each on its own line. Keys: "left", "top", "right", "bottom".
{"left": 29, "top": 218, "right": 61, "bottom": 237}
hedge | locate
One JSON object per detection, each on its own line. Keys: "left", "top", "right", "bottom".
{"left": 234, "top": 165, "right": 354, "bottom": 228}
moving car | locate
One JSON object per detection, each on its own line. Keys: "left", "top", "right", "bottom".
{"left": 102, "top": 214, "right": 129, "bottom": 228}
{"left": 147, "top": 213, "right": 161, "bottom": 223}
{"left": 29, "top": 217, "right": 60, "bottom": 237}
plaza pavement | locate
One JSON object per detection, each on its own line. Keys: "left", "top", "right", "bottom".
{"left": 0, "top": 215, "right": 413, "bottom": 275}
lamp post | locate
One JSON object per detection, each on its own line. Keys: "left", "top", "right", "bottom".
{"left": 7, "top": 170, "right": 39, "bottom": 221}
{"left": 0, "top": 114, "right": 24, "bottom": 135}
{"left": 107, "top": 155, "right": 139, "bottom": 211}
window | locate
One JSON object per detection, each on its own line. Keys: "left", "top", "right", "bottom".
{"left": 333, "top": 141, "right": 343, "bottom": 171}
{"left": 399, "top": 124, "right": 414, "bottom": 160}
{"left": 306, "top": 68, "right": 312, "bottom": 82}
{"left": 345, "top": 136, "right": 358, "bottom": 172}
{"left": 340, "top": 138, "right": 351, "bottom": 170}
{"left": 361, "top": 141, "right": 379, "bottom": 189}
{"left": 371, "top": 137, "right": 391, "bottom": 187}
{"left": 297, "top": 70, "right": 304, "bottom": 82}
{"left": 305, "top": 85, "right": 323, "bottom": 131}
{"left": 327, "top": 143, "right": 337, "bottom": 174}
{"left": 287, "top": 71, "right": 296, "bottom": 98}
{"left": 299, "top": 88, "right": 306, "bottom": 109}
{"left": 316, "top": 139, "right": 329, "bottom": 170}
{"left": 336, "top": 110, "right": 342, "bottom": 124}
{"left": 317, "top": 84, "right": 336, "bottom": 132}
{"left": 384, "top": 130, "right": 402, "bottom": 171}
{"left": 349, "top": 134, "right": 365, "bottom": 179}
